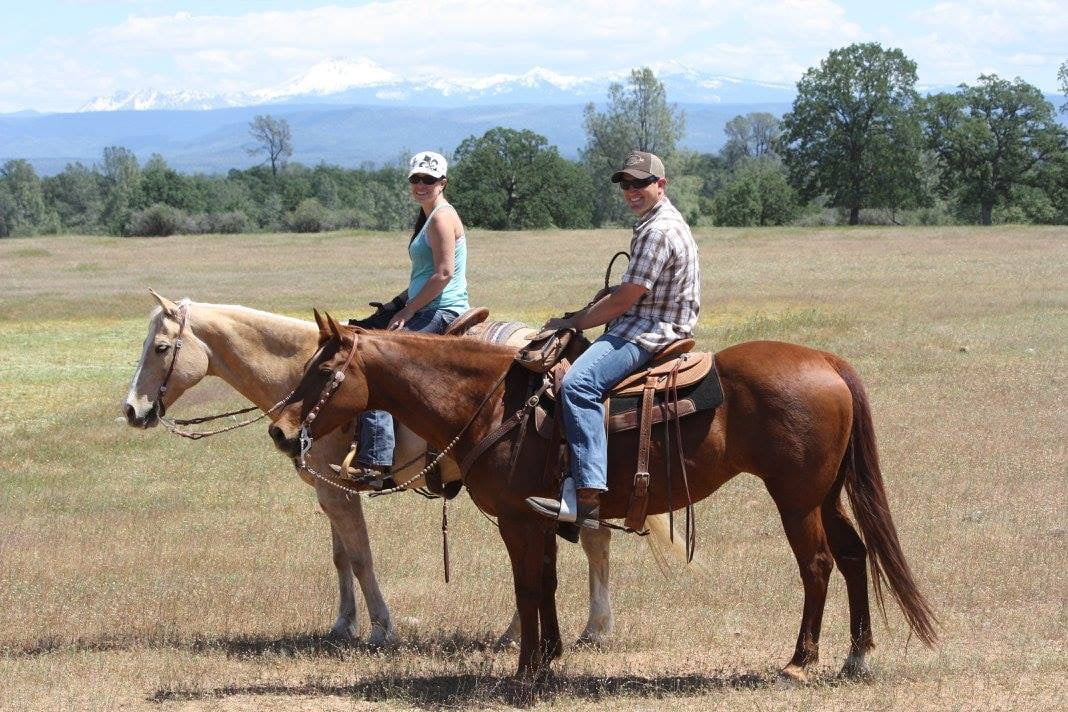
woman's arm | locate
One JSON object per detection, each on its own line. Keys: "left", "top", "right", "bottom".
{"left": 388, "top": 210, "right": 459, "bottom": 329}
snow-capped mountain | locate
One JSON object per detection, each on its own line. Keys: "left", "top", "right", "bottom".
{"left": 79, "top": 89, "right": 255, "bottom": 112}
{"left": 78, "top": 58, "right": 795, "bottom": 112}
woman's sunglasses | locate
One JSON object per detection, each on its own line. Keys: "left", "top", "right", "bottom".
{"left": 618, "top": 176, "right": 658, "bottom": 191}
{"left": 408, "top": 174, "right": 442, "bottom": 185}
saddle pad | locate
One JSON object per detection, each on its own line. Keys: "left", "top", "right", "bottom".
{"left": 466, "top": 319, "right": 537, "bottom": 347}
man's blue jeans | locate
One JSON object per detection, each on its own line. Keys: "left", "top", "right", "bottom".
{"left": 356, "top": 308, "right": 458, "bottom": 467}
{"left": 560, "top": 334, "right": 653, "bottom": 491}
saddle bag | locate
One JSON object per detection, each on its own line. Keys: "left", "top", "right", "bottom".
{"left": 515, "top": 328, "right": 576, "bottom": 373}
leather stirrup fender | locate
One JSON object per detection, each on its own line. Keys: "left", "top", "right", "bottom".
{"left": 623, "top": 378, "right": 656, "bottom": 531}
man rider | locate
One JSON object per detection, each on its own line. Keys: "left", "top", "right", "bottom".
{"left": 526, "top": 150, "right": 700, "bottom": 529}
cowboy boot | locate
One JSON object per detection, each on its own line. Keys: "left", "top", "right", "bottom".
{"left": 527, "top": 479, "right": 602, "bottom": 530}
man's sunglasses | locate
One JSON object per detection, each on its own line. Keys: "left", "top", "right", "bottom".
{"left": 618, "top": 176, "right": 658, "bottom": 190}
{"left": 408, "top": 174, "right": 442, "bottom": 185}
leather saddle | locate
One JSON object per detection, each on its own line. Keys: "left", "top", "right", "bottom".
{"left": 527, "top": 337, "right": 720, "bottom": 534}
{"left": 534, "top": 338, "right": 717, "bottom": 436}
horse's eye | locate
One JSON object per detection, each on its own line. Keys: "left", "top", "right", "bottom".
{"left": 155, "top": 343, "right": 171, "bottom": 354}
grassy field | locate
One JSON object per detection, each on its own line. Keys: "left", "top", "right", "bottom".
{"left": 0, "top": 225, "right": 1065, "bottom": 711}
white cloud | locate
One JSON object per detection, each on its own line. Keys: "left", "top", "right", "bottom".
{"left": 1, "top": 0, "right": 1064, "bottom": 112}
{"left": 904, "top": 0, "right": 1066, "bottom": 85}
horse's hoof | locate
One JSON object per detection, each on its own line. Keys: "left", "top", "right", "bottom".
{"left": 841, "top": 655, "right": 873, "bottom": 680}
{"left": 326, "top": 621, "right": 358, "bottom": 640}
{"left": 778, "top": 664, "right": 809, "bottom": 684}
{"left": 366, "top": 625, "right": 397, "bottom": 648}
{"left": 573, "top": 633, "right": 608, "bottom": 649}
{"left": 494, "top": 634, "right": 520, "bottom": 652}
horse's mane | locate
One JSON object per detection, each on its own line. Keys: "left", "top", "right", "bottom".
{"left": 189, "top": 301, "right": 315, "bottom": 329}
{"left": 352, "top": 326, "right": 517, "bottom": 358}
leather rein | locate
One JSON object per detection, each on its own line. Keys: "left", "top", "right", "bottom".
{"left": 293, "top": 334, "right": 520, "bottom": 500}
{"left": 154, "top": 303, "right": 297, "bottom": 440}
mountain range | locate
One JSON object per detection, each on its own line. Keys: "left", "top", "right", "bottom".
{"left": 76, "top": 58, "right": 797, "bottom": 111}
{"left": 2, "top": 59, "right": 1062, "bottom": 176}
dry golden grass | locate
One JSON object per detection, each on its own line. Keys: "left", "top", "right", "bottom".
{"left": 0, "top": 225, "right": 1065, "bottom": 711}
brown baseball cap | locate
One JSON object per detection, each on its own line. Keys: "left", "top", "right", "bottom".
{"left": 611, "top": 150, "right": 666, "bottom": 182}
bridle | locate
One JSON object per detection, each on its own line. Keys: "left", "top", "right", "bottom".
{"left": 153, "top": 303, "right": 188, "bottom": 418}
{"left": 151, "top": 302, "right": 295, "bottom": 439}
{"left": 293, "top": 331, "right": 514, "bottom": 500}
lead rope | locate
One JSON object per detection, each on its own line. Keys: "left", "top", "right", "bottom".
{"left": 442, "top": 498, "right": 450, "bottom": 583}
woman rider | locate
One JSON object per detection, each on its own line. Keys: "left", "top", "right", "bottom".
{"left": 352, "top": 150, "right": 470, "bottom": 480}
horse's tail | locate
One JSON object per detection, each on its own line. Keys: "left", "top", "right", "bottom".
{"left": 829, "top": 356, "right": 938, "bottom": 647}
{"left": 644, "top": 512, "right": 712, "bottom": 580}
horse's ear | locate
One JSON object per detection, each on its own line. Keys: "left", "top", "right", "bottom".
{"left": 148, "top": 288, "right": 179, "bottom": 318}
{"left": 325, "top": 312, "right": 344, "bottom": 341}
{"left": 313, "top": 309, "right": 331, "bottom": 343}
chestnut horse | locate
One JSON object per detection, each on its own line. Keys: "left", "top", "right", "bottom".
{"left": 269, "top": 316, "right": 937, "bottom": 681}
{"left": 123, "top": 293, "right": 688, "bottom": 646}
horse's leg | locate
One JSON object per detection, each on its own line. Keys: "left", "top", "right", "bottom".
{"left": 327, "top": 523, "right": 359, "bottom": 638}
{"left": 317, "top": 491, "right": 396, "bottom": 645}
{"left": 538, "top": 527, "right": 562, "bottom": 667}
{"left": 777, "top": 506, "right": 835, "bottom": 682}
{"left": 822, "top": 497, "right": 874, "bottom": 677}
{"left": 496, "top": 611, "right": 521, "bottom": 649}
{"left": 577, "top": 526, "right": 613, "bottom": 645}
{"left": 499, "top": 516, "right": 545, "bottom": 680}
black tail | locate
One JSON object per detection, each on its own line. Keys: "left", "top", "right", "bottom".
{"left": 830, "top": 356, "right": 939, "bottom": 647}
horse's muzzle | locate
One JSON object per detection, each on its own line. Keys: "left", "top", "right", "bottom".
{"left": 268, "top": 424, "right": 300, "bottom": 458}
{"left": 124, "top": 402, "right": 159, "bottom": 429}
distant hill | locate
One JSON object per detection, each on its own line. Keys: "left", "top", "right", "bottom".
{"left": 0, "top": 101, "right": 794, "bottom": 175}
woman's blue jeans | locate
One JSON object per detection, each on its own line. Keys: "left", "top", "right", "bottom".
{"left": 356, "top": 308, "right": 458, "bottom": 467}
{"left": 559, "top": 334, "right": 653, "bottom": 491}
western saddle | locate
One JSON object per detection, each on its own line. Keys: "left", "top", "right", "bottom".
{"left": 516, "top": 331, "right": 714, "bottom": 536}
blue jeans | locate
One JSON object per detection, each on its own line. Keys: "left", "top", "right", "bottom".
{"left": 560, "top": 334, "right": 653, "bottom": 491}
{"left": 356, "top": 308, "right": 458, "bottom": 467}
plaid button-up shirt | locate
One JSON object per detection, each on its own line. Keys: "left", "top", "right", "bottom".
{"left": 605, "top": 197, "right": 700, "bottom": 352}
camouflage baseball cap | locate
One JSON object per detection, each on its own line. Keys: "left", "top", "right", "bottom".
{"left": 611, "top": 150, "right": 666, "bottom": 182}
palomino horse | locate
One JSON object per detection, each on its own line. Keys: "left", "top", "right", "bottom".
{"left": 123, "top": 293, "right": 685, "bottom": 645}
{"left": 269, "top": 317, "right": 937, "bottom": 681}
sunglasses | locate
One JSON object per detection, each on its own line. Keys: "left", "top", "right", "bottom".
{"left": 618, "top": 176, "right": 658, "bottom": 191}
{"left": 408, "top": 174, "right": 442, "bottom": 185}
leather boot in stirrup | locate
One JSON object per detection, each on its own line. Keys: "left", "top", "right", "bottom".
{"left": 526, "top": 479, "right": 601, "bottom": 530}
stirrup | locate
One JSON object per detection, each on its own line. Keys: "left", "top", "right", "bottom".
{"left": 558, "top": 476, "right": 577, "bottom": 523}
{"left": 328, "top": 462, "right": 394, "bottom": 490}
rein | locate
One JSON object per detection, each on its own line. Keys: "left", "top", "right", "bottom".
{"left": 295, "top": 336, "right": 514, "bottom": 501}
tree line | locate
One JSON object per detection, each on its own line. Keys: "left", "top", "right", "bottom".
{"left": 1, "top": 45, "right": 1065, "bottom": 237}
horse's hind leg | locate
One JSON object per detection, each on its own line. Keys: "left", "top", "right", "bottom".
{"left": 577, "top": 526, "right": 613, "bottom": 645}
{"left": 822, "top": 497, "right": 874, "bottom": 677}
{"left": 777, "top": 506, "right": 835, "bottom": 682}
{"left": 327, "top": 524, "right": 359, "bottom": 639}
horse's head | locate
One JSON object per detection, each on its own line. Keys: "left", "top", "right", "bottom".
{"left": 122, "top": 290, "right": 209, "bottom": 428}
{"left": 268, "top": 311, "right": 369, "bottom": 458}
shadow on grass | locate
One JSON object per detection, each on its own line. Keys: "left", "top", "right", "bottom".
{"left": 148, "top": 669, "right": 782, "bottom": 709}
{"left": 2, "top": 629, "right": 501, "bottom": 660}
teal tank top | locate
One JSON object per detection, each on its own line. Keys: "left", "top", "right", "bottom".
{"left": 407, "top": 203, "right": 469, "bottom": 313}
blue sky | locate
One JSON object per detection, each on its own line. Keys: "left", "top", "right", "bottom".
{"left": 2, "top": 0, "right": 1064, "bottom": 112}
